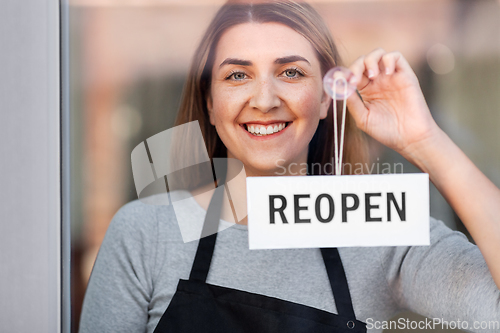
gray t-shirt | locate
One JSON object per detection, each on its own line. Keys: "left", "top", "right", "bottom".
{"left": 79, "top": 190, "right": 499, "bottom": 333}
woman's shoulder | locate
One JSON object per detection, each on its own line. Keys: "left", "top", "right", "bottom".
{"left": 107, "top": 195, "right": 165, "bottom": 239}
{"left": 92, "top": 190, "right": 200, "bottom": 287}
{"left": 374, "top": 217, "right": 498, "bottom": 321}
{"left": 81, "top": 191, "right": 196, "bottom": 333}
{"left": 111, "top": 190, "right": 197, "bottom": 225}
{"left": 428, "top": 216, "right": 469, "bottom": 241}
{"left": 369, "top": 216, "right": 474, "bottom": 265}
{"left": 104, "top": 191, "right": 189, "bottom": 243}
{"left": 340, "top": 217, "right": 478, "bottom": 295}
{"left": 373, "top": 216, "right": 483, "bottom": 287}
{"left": 106, "top": 189, "right": 212, "bottom": 245}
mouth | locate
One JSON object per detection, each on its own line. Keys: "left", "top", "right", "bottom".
{"left": 243, "top": 122, "right": 291, "bottom": 136}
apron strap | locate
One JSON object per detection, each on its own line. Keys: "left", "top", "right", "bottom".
{"left": 320, "top": 248, "right": 356, "bottom": 319}
{"left": 189, "top": 185, "right": 225, "bottom": 282}
{"left": 188, "top": 185, "right": 358, "bottom": 320}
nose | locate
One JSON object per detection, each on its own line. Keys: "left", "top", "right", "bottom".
{"left": 248, "top": 79, "right": 281, "bottom": 113}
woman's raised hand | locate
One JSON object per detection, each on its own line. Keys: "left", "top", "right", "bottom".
{"left": 345, "top": 48, "right": 438, "bottom": 160}
{"left": 345, "top": 50, "right": 500, "bottom": 290}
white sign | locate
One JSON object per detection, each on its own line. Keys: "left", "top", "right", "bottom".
{"left": 247, "top": 174, "right": 429, "bottom": 249}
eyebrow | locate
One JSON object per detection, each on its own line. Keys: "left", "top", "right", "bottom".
{"left": 218, "top": 55, "right": 310, "bottom": 68}
{"left": 219, "top": 58, "right": 252, "bottom": 68}
{"left": 274, "top": 55, "right": 310, "bottom": 65}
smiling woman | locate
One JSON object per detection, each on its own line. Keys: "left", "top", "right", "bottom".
{"left": 170, "top": 0, "right": 368, "bottom": 192}
{"left": 207, "top": 22, "right": 330, "bottom": 177}
{"left": 79, "top": 1, "right": 500, "bottom": 333}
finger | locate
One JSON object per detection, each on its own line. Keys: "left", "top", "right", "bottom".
{"left": 345, "top": 90, "right": 368, "bottom": 132}
{"left": 381, "top": 52, "right": 397, "bottom": 75}
{"left": 349, "top": 55, "right": 370, "bottom": 90}
{"left": 382, "top": 51, "right": 414, "bottom": 76}
{"left": 363, "top": 48, "right": 386, "bottom": 79}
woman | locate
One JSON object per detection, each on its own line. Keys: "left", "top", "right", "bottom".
{"left": 79, "top": 1, "right": 500, "bottom": 332}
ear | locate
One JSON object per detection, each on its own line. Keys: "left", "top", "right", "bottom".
{"left": 319, "top": 90, "right": 330, "bottom": 120}
{"left": 206, "top": 93, "right": 215, "bottom": 125}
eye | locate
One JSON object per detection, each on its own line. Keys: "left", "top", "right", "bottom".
{"left": 281, "top": 67, "right": 304, "bottom": 79}
{"left": 226, "top": 71, "right": 247, "bottom": 81}
{"left": 285, "top": 69, "right": 297, "bottom": 77}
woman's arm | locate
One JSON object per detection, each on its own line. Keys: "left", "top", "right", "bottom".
{"left": 79, "top": 200, "right": 157, "bottom": 332}
{"left": 405, "top": 125, "right": 500, "bottom": 289}
{"left": 345, "top": 48, "right": 500, "bottom": 289}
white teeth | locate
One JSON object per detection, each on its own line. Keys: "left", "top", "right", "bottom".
{"left": 245, "top": 122, "right": 288, "bottom": 136}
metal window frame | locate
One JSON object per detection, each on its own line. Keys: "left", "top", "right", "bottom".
{"left": 0, "top": 0, "right": 69, "bottom": 332}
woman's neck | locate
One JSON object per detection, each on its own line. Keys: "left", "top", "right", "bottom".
{"left": 190, "top": 156, "right": 309, "bottom": 225}
{"left": 189, "top": 161, "right": 249, "bottom": 225}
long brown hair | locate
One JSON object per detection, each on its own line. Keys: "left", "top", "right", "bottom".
{"left": 172, "top": 0, "right": 368, "bottom": 190}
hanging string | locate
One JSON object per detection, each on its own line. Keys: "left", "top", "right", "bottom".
{"left": 332, "top": 76, "right": 348, "bottom": 176}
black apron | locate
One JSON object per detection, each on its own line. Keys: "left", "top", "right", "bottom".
{"left": 154, "top": 186, "right": 367, "bottom": 333}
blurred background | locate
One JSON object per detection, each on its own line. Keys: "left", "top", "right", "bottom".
{"left": 68, "top": 0, "right": 500, "bottom": 331}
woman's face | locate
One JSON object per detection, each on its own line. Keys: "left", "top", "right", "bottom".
{"left": 207, "top": 22, "right": 330, "bottom": 177}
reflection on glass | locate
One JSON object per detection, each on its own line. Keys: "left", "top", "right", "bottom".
{"left": 70, "top": 1, "right": 500, "bottom": 332}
